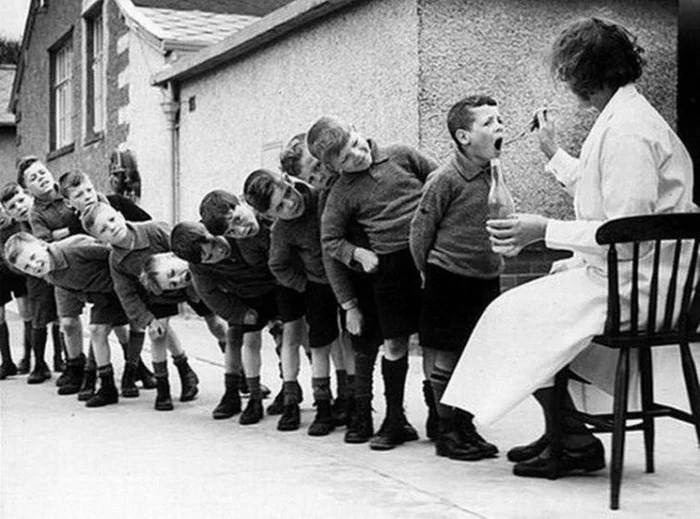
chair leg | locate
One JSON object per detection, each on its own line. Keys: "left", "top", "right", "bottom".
{"left": 610, "top": 348, "right": 631, "bottom": 511}
{"left": 638, "top": 347, "right": 655, "bottom": 473}
{"left": 550, "top": 370, "right": 568, "bottom": 479}
{"left": 678, "top": 341, "right": 700, "bottom": 446}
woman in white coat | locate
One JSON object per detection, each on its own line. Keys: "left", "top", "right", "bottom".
{"left": 441, "top": 17, "right": 698, "bottom": 478}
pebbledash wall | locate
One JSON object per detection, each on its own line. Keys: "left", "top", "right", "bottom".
{"left": 169, "top": 0, "right": 678, "bottom": 289}
{"left": 416, "top": 0, "right": 678, "bottom": 289}
{"left": 174, "top": 0, "right": 420, "bottom": 222}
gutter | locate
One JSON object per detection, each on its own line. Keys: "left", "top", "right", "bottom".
{"left": 151, "top": 0, "right": 363, "bottom": 86}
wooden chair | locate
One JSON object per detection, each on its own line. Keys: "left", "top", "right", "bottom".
{"left": 552, "top": 213, "right": 700, "bottom": 510}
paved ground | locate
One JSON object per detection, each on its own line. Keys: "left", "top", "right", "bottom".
{"left": 1, "top": 304, "right": 700, "bottom": 519}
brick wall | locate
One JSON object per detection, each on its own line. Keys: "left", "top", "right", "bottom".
{"left": 500, "top": 243, "right": 572, "bottom": 292}
{"left": 15, "top": 0, "right": 129, "bottom": 193}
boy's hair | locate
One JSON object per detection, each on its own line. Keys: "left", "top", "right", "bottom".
{"left": 171, "top": 221, "right": 211, "bottom": 264}
{"left": 58, "top": 171, "right": 91, "bottom": 199}
{"left": 447, "top": 95, "right": 498, "bottom": 146}
{"left": 139, "top": 252, "right": 180, "bottom": 295}
{"left": 139, "top": 253, "right": 168, "bottom": 295}
{"left": 549, "top": 17, "right": 645, "bottom": 101}
{"left": 3, "top": 232, "right": 39, "bottom": 266}
{"left": 243, "top": 169, "right": 282, "bottom": 214}
{"left": 0, "top": 182, "right": 24, "bottom": 206}
{"left": 199, "top": 190, "right": 241, "bottom": 236}
{"left": 81, "top": 202, "right": 112, "bottom": 233}
{"left": 16, "top": 156, "right": 40, "bottom": 187}
{"left": 306, "top": 116, "right": 352, "bottom": 166}
{"left": 279, "top": 133, "right": 306, "bottom": 177}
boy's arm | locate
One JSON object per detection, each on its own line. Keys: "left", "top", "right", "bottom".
{"left": 320, "top": 189, "right": 358, "bottom": 268}
{"left": 72, "top": 236, "right": 111, "bottom": 262}
{"left": 238, "top": 225, "right": 271, "bottom": 269}
{"left": 191, "top": 268, "right": 253, "bottom": 325}
{"left": 409, "top": 175, "right": 449, "bottom": 273}
{"left": 322, "top": 250, "right": 358, "bottom": 308}
{"left": 29, "top": 210, "right": 56, "bottom": 241}
{"left": 406, "top": 147, "right": 440, "bottom": 184}
{"left": 109, "top": 255, "right": 155, "bottom": 329}
{"left": 268, "top": 225, "right": 307, "bottom": 292}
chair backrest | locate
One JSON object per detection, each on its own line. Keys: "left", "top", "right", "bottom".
{"left": 595, "top": 213, "right": 700, "bottom": 336}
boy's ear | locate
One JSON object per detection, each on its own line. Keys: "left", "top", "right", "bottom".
{"left": 455, "top": 128, "right": 471, "bottom": 147}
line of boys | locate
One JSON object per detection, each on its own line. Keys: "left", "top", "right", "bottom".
{"left": 2, "top": 94, "right": 505, "bottom": 460}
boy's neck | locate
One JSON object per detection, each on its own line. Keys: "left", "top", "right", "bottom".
{"left": 113, "top": 227, "right": 135, "bottom": 249}
{"left": 456, "top": 147, "right": 489, "bottom": 170}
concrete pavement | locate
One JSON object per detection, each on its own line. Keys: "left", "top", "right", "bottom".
{"left": 1, "top": 306, "right": 700, "bottom": 519}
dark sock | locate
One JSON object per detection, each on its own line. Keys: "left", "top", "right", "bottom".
{"left": 171, "top": 353, "right": 188, "bottom": 365}
{"left": 152, "top": 361, "right": 168, "bottom": 378}
{"left": 224, "top": 372, "right": 239, "bottom": 393}
{"left": 335, "top": 369, "right": 348, "bottom": 399}
{"left": 97, "top": 363, "right": 114, "bottom": 378}
{"left": 354, "top": 349, "right": 377, "bottom": 401}
{"left": 23, "top": 321, "right": 33, "bottom": 360}
{"left": 50, "top": 324, "right": 64, "bottom": 361}
{"left": 126, "top": 330, "right": 145, "bottom": 366}
{"left": 381, "top": 355, "right": 408, "bottom": 416}
{"left": 312, "top": 376, "right": 332, "bottom": 403}
{"left": 0, "top": 322, "right": 12, "bottom": 364}
{"left": 346, "top": 374, "right": 356, "bottom": 399}
{"left": 246, "top": 376, "right": 262, "bottom": 401}
{"left": 283, "top": 380, "right": 300, "bottom": 405}
{"left": 429, "top": 365, "right": 453, "bottom": 421}
{"left": 32, "top": 327, "right": 48, "bottom": 365}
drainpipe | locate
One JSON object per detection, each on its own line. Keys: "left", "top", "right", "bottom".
{"left": 160, "top": 82, "right": 180, "bottom": 224}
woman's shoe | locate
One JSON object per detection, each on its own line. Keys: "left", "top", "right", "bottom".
{"left": 513, "top": 438, "right": 605, "bottom": 479}
{"left": 507, "top": 433, "right": 549, "bottom": 462}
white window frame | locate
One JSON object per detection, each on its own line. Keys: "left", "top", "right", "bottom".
{"left": 51, "top": 38, "right": 74, "bottom": 150}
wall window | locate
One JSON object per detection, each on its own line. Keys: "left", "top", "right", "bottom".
{"left": 50, "top": 36, "right": 73, "bottom": 150}
{"left": 85, "top": 8, "right": 105, "bottom": 137}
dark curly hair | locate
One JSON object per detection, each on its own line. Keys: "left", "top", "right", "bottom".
{"left": 549, "top": 17, "right": 645, "bottom": 101}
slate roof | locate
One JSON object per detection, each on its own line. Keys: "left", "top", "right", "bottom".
{"left": 137, "top": 8, "right": 259, "bottom": 46}
{"left": 0, "top": 65, "right": 16, "bottom": 126}
{"left": 132, "top": 1, "right": 293, "bottom": 16}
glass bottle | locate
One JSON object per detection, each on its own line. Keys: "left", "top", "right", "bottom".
{"left": 487, "top": 158, "right": 515, "bottom": 218}
{"left": 487, "top": 158, "right": 517, "bottom": 255}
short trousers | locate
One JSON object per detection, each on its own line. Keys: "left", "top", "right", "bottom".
{"left": 147, "top": 291, "right": 213, "bottom": 321}
{"left": 419, "top": 264, "right": 500, "bottom": 352}
{"left": 55, "top": 286, "right": 87, "bottom": 319}
{"left": 304, "top": 281, "right": 339, "bottom": 348}
{"left": 341, "top": 271, "right": 383, "bottom": 355}
{"left": 372, "top": 248, "right": 422, "bottom": 340}
{"left": 276, "top": 284, "right": 306, "bottom": 323}
{"left": 26, "top": 277, "right": 58, "bottom": 328}
{"left": 82, "top": 292, "right": 130, "bottom": 326}
{"left": 239, "top": 288, "right": 280, "bottom": 333}
{"left": 0, "top": 271, "right": 27, "bottom": 305}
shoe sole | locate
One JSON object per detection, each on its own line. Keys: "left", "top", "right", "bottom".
{"left": 155, "top": 404, "right": 174, "bottom": 411}
{"left": 86, "top": 399, "right": 118, "bottom": 408}
{"left": 277, "top": 424, "right": 300, "bottom": 431}
{"left": 121, "top": 389, "right": 140, "bottom": 398}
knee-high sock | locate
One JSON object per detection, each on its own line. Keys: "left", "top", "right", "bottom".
{"left": 0, "top": 322, "right": 13, "bottom": 365}
{"left": 354, "top": 349, "right": 377, "bottom": 401}
{"left": 381, "top": 354, "right": 408, "bottom": 415}
{"left": 23, "top": 321, "right": 33, "bottom": 360}
{"left": 429, "top": 365, "right": 453, "bottom": 421}
{"left": 126, "top": 330, "right": 145, "bottom": 366}
{"left": 32, "top": 327, "right": 47, "bottom": 364}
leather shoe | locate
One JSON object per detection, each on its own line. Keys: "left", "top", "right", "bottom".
{"left": 507, "top": 433, "right": 549, "bottom": 462}
{"left": 436, "top": 431, "right": 492, "bottom": 461}
{"left": 239, "top": 398, "right": 263, "bottom": 425}
{"left": 27, "top": 362, "right": 51, "bottom": 384}
{"left": 277, "top": 403, "right": 301, "bottom": 431}
{"left": 513, "top": 438, "right": 605, "bottom": 479}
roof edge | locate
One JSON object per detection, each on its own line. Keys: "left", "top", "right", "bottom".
{"left": 151, "top": 0, "right": 363, "bottom": 86}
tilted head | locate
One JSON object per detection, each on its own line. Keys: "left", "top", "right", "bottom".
{"left": 243, "top": 169, "right": 306, "bottom": 221}
{"left": 4, "top": 232, "right": 52, "bottom": 277}
{"left": 199, "top": 189, "right": 260, "bottom": 239}
{"left": 447, "top": 95, "right": 503, "bottom": 164}
{"left": 0, "top": 182, "right": 34, "bottom": 222}
{"left": 82, "top": 202, "right": 128, "bottom": 246}
{"left": 171, "top": 221, "right": 231, "bottom": 265}
{"left": 139, "top": 252, "right": 191, "bottom": 295}
{"left": 59, "top": 170, "right": 99, "bottom": 213}
{"left": 306, "top": 116, "right": 372, "bottom": 174}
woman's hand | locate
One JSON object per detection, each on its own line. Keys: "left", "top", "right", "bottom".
{"left": 486, "top": 214, "right": 548, "bottom": 256}
{"left": 535, "top": 109, "right": 558, "bottom": 160}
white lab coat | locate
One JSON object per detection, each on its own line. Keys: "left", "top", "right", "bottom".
{"left": 442, "top": 84, "right": 698, "bottom": 428}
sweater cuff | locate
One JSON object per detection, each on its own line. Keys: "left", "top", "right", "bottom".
{"left": 340, "top": 298, "right": 359, "bottom": 311}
